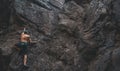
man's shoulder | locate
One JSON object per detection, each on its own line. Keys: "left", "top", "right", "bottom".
{"left": 26, "top": 34, "right": 30, "bottom": 37}
{"left": 23, "top": 34, "right": 30, "bottom": 37}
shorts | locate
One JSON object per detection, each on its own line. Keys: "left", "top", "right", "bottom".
{"left": 15, "top": 42, "right": 28, "bottom": 55}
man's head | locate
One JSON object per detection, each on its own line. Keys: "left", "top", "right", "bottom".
{"left": 23, "top": 27, "right": 29, "bottom": 34}
{"left": 23, "top": 31, "right": 29, "bottom": 34}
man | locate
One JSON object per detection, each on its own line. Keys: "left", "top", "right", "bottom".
{"left": 16, "top": 28, "right": 31, "bottom": 68}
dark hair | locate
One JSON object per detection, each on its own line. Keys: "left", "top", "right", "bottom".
{"left": 24, "top": 31, "right": 29, "bottom": 34}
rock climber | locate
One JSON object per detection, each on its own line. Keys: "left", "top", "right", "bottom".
{"left": 15, "top": 27, "right": 31, "bottom": 68}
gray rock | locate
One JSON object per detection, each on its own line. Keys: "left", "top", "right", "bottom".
{"left": 0, "top": 0, "right": 120, "bottom": 71}
{"left": 112, "top": 48, "right": 120, "bottom": 71}
{"left": 88, "top": 50, "right": 112, "bottom": 71}
{"left": 112, "top": 0, "right": 120, "bottom": 23}
{"left": 49, "top": 0, "right": 65, "bottom": 9}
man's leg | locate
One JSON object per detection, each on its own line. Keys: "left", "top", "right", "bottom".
{"left": 24, "top": 54, "right": 27, "bottom": 65}
{"left": 23, "top": 42, "right": 29, "bottom": 68}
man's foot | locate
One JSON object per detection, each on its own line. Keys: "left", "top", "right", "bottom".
{"left": 23, "top": 65, "right": 29, "bottom": 68}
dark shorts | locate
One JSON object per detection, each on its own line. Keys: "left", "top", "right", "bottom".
{"left": 15, "top": 42, "right": 28, "bottom": 55}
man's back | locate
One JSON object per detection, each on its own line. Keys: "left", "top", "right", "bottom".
{"left": 21, "top": 33, "right": 30, "bottom": 42}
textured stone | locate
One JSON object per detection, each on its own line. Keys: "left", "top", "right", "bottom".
{"left": 0, "top": 0, "right": 120, "bottom": 71}
{"left": 49, "top": 0, "right": 65, "bottom": 9}
{"left": 88, "top": 50, "right": 112, "bottom": 71}
{"left": 112, "top": 48, "right": 120, "bottom": 71}
{"left": 112, "top": 0, "right": 120, "bottom": 23}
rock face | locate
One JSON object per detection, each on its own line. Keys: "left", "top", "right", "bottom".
{"left": 0, "top": 0, "right": 120, "bottom": 71}
{"left": 0, "top": 0, "right": 11, "bottom": 35}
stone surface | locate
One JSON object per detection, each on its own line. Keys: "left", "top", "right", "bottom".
{"left": 49, "top": 0, "right": 65, "bottom": 9}
{"left": 0, "top": 0, "right": 120, "bottom": 71}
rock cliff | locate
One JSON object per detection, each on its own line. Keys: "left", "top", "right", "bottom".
{"left": 0, "top": 0, "right": 120, "bottom": 71}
